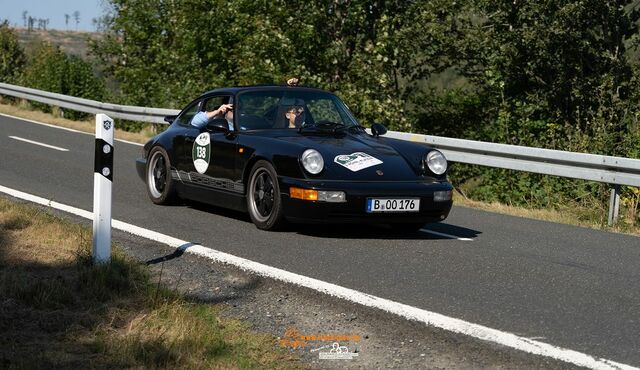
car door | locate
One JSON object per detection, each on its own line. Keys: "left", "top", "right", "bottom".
{"left": 182, "top": 94, "right": 239, "bottom": 193}
{"left": 170, "top": 99, "right": 203, "bottom": 171}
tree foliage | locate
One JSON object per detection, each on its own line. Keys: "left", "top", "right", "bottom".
{"left": 0, "top": 21, "right": 26, "bottom": 83}
{"left": 91, "top": 0, "right": 462, "bottom": 129}
{"left": 459, "top": 0, "right": 640, "bottom": 152}
{"left": 20, "top": 42, "right": 106, "bottom": 119}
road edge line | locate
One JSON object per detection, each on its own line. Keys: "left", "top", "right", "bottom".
{"left": 0, "top": 112, "right": 143, "bottom": 146}
{"left": 0, "top": 184, "right": 635, "bottom": 370}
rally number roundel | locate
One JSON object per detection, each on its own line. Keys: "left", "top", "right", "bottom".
{"left": 192, "top": 133, "right": 211, "bottom": 174}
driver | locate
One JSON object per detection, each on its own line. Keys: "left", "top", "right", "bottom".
{"left": 191, "top": 103, "right": 234, "bottom": 130}
{"left": 286, "top": 105, "right": 305, "bottom": 128}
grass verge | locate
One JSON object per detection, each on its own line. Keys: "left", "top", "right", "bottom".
{"left": 0, "top": 98, "right": 156, "bottom": 144}
{"left": 0, "top": 197, "right": 304, "bottom": 369}
{"left": 453, "top": 191, "right": 640, "bottom": 236}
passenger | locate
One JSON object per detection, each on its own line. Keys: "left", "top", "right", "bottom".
{"left": 191, "top": 103, "right": 234, "bottom": 130}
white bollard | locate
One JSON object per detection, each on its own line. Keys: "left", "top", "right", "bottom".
{"left": 92, "top": 114, "right": 114, "bottom": 264}
{"left": 608, "top": 184, "right": 621, "bottom": 226}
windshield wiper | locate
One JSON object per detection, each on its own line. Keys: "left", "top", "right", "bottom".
{"left": 299, "top": 121, "right": 345, "bottom": 133}
{"left": 344, "top": 124, "right": 366, "bottom": 133}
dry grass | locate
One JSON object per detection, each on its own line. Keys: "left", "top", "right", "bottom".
{"left": 453, "top": 191, "right": 640, "bottom": 236}
{"left": 0, "top": 197, "right": 304, "bottom": 369}
{"left": 0, "top": 99, "right": 156, "bottom": 144}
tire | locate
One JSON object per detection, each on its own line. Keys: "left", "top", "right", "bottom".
{"left": 389, "top": 222, "right": 425, "bottom": 233}
{"left": 145, "top": 146, "right": 177, "bottom": 205}
{"left": 247, "top": 160, "right": 284, "bottom": 230}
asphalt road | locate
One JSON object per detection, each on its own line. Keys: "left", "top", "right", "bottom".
{"left": 1, "top": 114, "right": 639, "bottom": 366}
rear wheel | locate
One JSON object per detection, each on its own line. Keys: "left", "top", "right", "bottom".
{"left": 146, "top": 146, "right": 177, "bottom": 205}
{"left": 247, "top": 160, "right": 284, "bottom": 230}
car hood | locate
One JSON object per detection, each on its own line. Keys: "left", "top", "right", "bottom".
{"left": 273, "top": 132, "right": 421, "bottom": 181}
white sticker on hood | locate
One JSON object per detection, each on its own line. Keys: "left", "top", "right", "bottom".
{"left": 334, "top": 152, "right": 383, "bottom": 172}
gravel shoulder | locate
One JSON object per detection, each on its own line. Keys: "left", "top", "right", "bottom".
{"left": 107, "top": 226, "right": 581, "bottom": 369}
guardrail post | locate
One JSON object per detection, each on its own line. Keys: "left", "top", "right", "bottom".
{"left": 92, "top": 114, "right": 114, "bottom": 264}
{"left": 608, "top": 185, "right": 621, "bottom": 226}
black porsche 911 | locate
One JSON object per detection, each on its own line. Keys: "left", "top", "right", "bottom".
{"left": 136, "top": 85, "right": 453, "bottom": 231}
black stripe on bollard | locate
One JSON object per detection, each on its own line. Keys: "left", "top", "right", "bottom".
{"left": 94, "top": 139, "right": 114, "bottom": 182}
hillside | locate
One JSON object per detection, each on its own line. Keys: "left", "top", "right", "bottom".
{"left": 13, "top": 27, "right": 100, "bottom": 58}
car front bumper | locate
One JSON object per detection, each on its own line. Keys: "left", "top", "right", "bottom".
{"left": 278, "top": 177, "right": 453, "bottom": 224}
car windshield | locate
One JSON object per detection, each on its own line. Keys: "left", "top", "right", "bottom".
{"left": 236, "top": 90, "right": 359, "bottom": 131}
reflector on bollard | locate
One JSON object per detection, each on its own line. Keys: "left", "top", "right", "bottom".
{"left": 92, "top": 114, "right": 114, "bottom": 264}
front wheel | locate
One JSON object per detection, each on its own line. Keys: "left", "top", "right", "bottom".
{"left": 146, "top": 146, "right": 177, "bottom": 205}
{"left": 247, "top": 160, "right": 284, "bottom": 230}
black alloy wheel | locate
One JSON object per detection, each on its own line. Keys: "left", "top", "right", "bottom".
{"left": 146, "top": 146, "right": 177, "bottom": 205}
{"left": 247, "top": 160, "right": 284, "bottom": 230}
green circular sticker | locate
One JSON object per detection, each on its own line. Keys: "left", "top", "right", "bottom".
{"left": 192, "top": 133, "right": 211, "bottom": 174}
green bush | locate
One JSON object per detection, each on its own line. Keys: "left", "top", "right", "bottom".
{"left": 0, "top": 21, "right": 26, "bottom": 83}
{"left": 20, "top": 42, "right": 106, "bottom": 120}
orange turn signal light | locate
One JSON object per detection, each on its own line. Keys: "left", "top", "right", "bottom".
{"left": 290, "top": 187, "right": 318, "bottom": 201}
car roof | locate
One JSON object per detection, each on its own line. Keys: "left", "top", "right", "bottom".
{"left": 199, "top": 85, "right": 330, "bottom": 97}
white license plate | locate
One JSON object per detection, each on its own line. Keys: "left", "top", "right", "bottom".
{"left": 366, "top": 198, "right": 420, "bottom": 213}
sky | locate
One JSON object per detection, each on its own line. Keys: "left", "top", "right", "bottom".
{"left": 0, "top": 0, "right": 107, "bottom": 32}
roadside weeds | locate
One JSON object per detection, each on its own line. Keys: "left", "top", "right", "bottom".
{"left": 0, "top": 197, "right": 305, "bottom": 369}
{"left": 453, "top": 192, "right": 640, "bottom": 237}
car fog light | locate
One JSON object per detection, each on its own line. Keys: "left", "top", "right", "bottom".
{"left": 434, "top": 190, "right": 452, "bottom": 202}
{"left": 318, "top": 191, "right": 346, "bottom": 203}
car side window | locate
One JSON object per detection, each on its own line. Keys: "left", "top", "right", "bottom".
{"left": 174, "top": 101, "right": 201, "bottom": 126}
{"left": 204, "top": 95, "right": 231, "bottom": 112}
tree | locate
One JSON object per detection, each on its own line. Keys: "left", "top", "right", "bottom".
{"left": 65, "top": 14, "right": 70, "bottom": 30}
{"left": 27, "top": 16, "right": 35, "bottom": 32}
{"left": 73, "top": 11, "right": 80, "bottom": 31}
{"left": 22, "top": 11, "right": 28, "bottom": 28}
{"left": 20, "top": 42, "right": 106, "bottom": 119}
{"left": 92, "top": 0, "right": 458, "bottom": 130}
{"left": 457, "top": 0, "right": 640, "bottom": 154}
{"left": 0, "top": 21, "right": 26, "bottom": 83}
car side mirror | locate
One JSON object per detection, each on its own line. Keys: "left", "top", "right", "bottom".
{"left": 371, "top": 123, "right": 387, "bottom": 137}
{"left": 206, "top": 118, "right": 230, "bottom": 133}
{"left": 164, "top": 115, "right": 177, "bottom": 124}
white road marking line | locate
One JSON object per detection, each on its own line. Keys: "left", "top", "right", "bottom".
{"left": 0, "top": 112, "right": 144, "bottom": 147}
{"left": 115, "top": 138, "right": 144, "bottom": 146}
{"left": 421, "top": 228, "right": 473, "bottom": 241}
{"left": 9, "top": 135, "right": 69, "bottom": 151}
{"left": 0, "top": 184, "right": 636, "bottom": 370}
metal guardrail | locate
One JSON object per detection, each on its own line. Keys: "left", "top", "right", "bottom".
{"left": 0, "top": 82, "right": 179, "bottom": 123}
{"left": 383, "top": 131, "right": 640, "bottom": 188}
{"left": 382, "top": 131, "right": 640, "bottom": 225}
{"left": 2, "top": 82, "right": 639, "bottom": 223}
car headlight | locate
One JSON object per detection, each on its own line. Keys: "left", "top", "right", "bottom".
{"left": 301, "top": 149, "right": 324, "bottom": 174}
{"left": 425, "top": 150, "right": 447, "bottom": 175}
